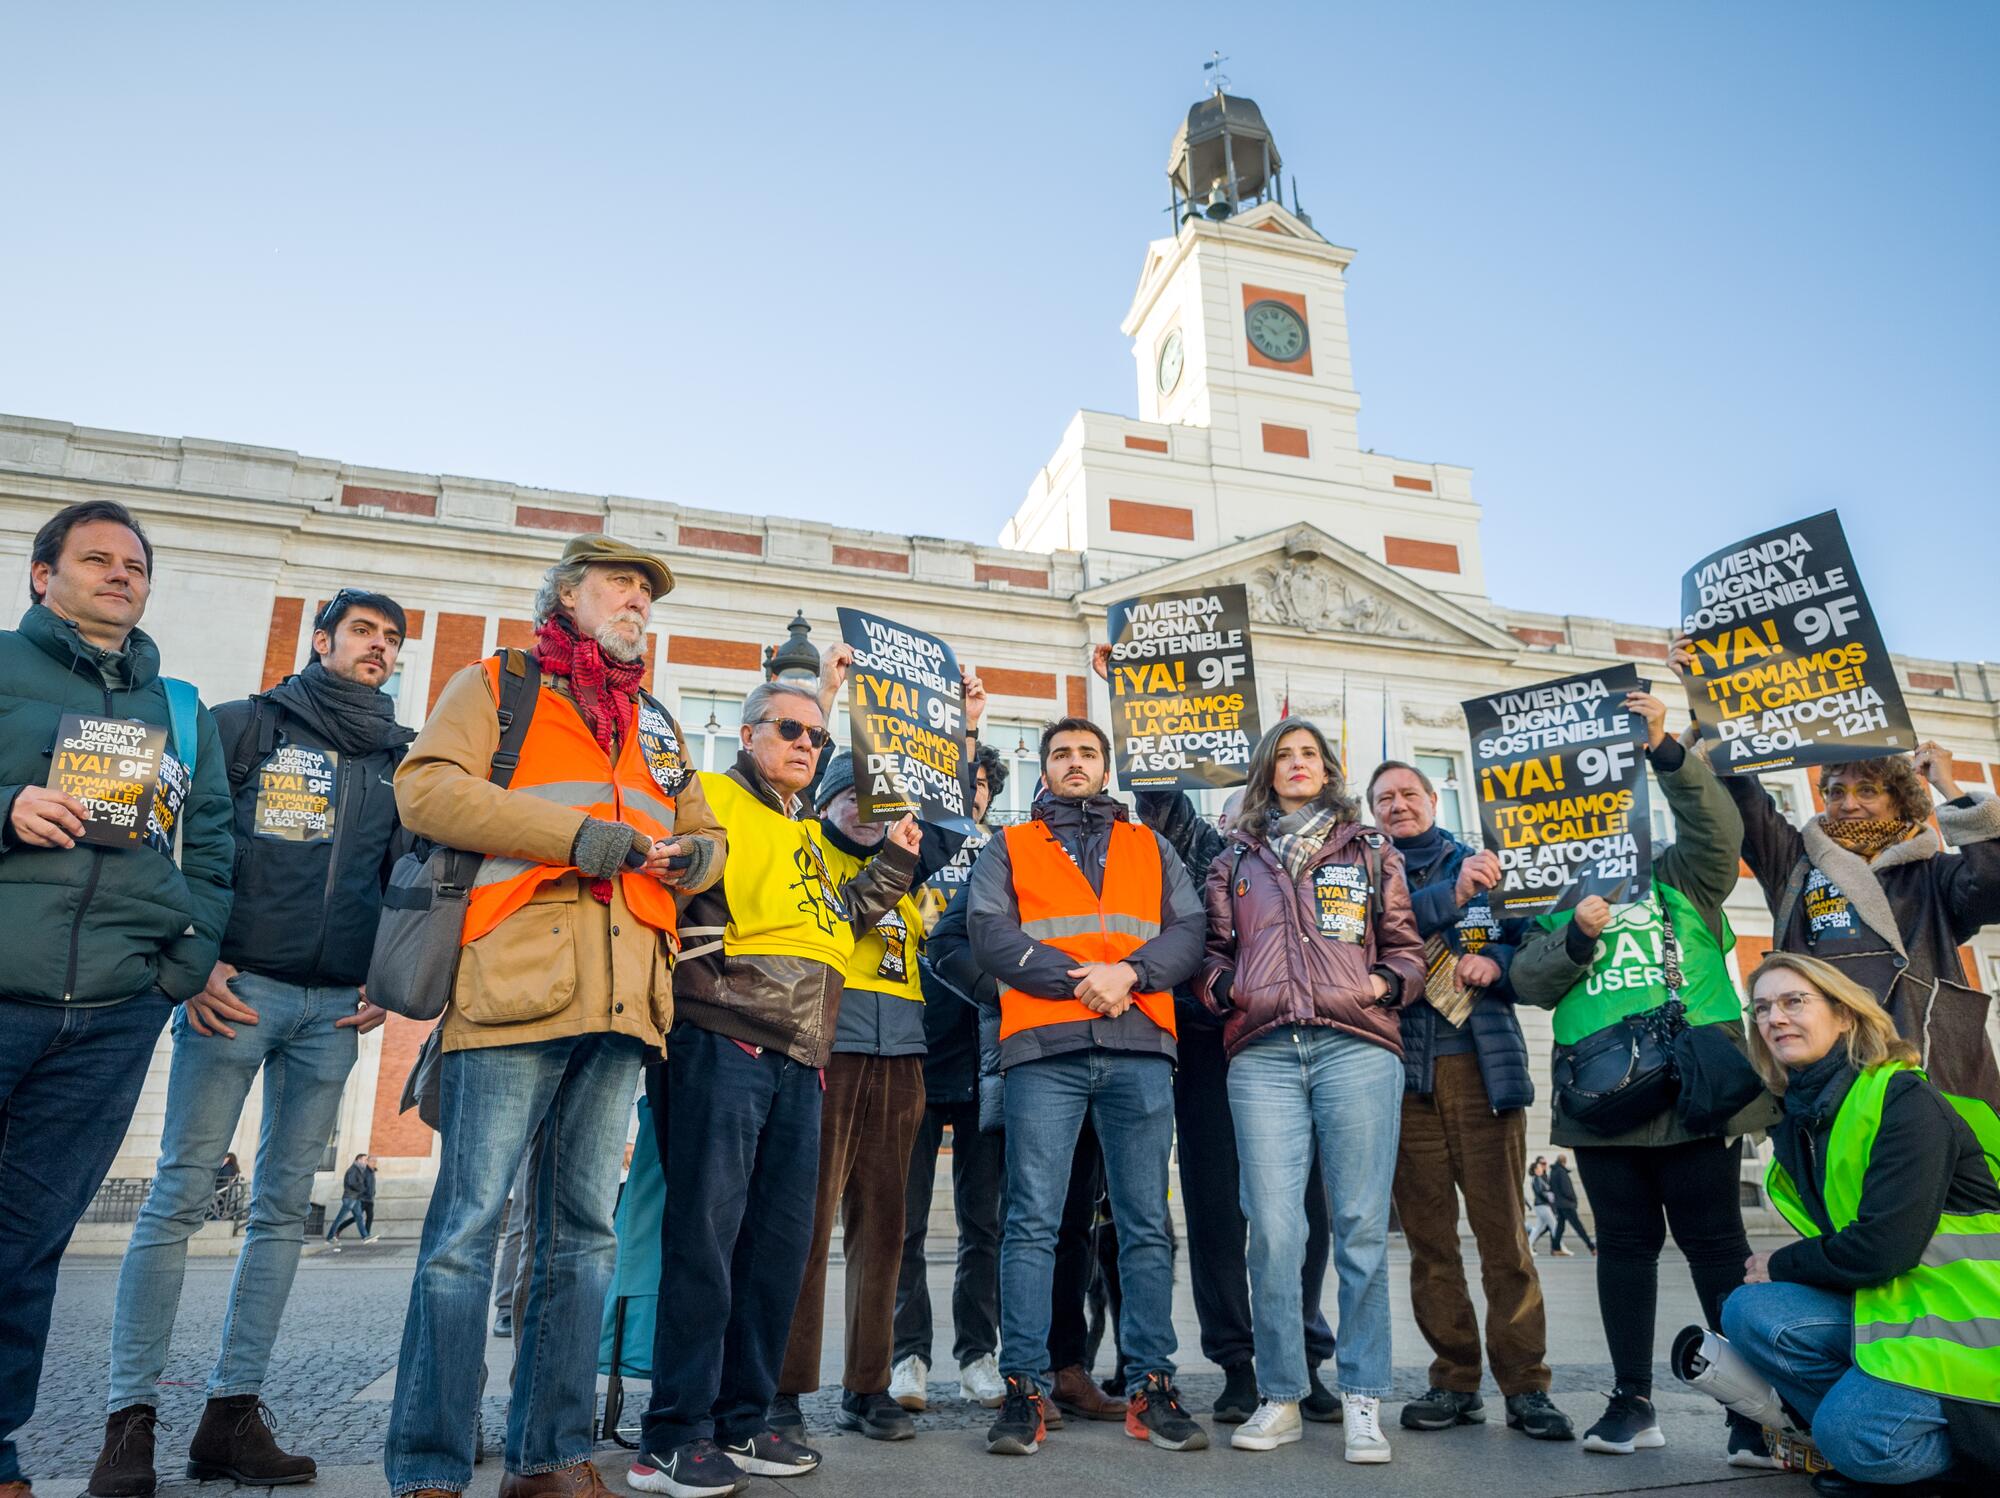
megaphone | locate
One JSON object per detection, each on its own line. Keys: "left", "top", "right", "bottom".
{"left": 1670, "top": 1324, "right": 1796, "bottom": 1432}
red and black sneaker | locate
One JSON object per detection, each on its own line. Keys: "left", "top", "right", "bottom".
{"left": 1124, "top": 1373, "right": 1210, "bottom": 1451}
{"left": 985, "top": 1375, "right": 1047, "bottom": 1456}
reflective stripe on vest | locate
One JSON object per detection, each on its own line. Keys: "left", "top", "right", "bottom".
{"left": 998, "top": 818, "right": 1176, "bottom": 1042}
{"left": 459, "top": 658, "right": 685, "bottom": 948}
{"left": 1765, "top": 1062, "right": 2000, "bottom": 1404}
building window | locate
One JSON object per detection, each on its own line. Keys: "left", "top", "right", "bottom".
{"left": 1414, "top": 752, "right": 1465, "bottom": 836}
{"left": 681, "top": 692, "right": 744, "bottom": 773}
{"left": 985, "top": 719, "right": 1043, "bottom": 824}
{"left": 1646, "top": 770, "right": 1677, "bottom": 849}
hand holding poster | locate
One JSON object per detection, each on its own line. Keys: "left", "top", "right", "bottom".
{"left": 1679, "top": 510, "right": 1914, "bottom": 775}
{"left": 1106, "top": 582, "right": 1261, "bottom": 790}
{"left": 47, "top": 714, "right": 169, "bottom": 848}
{"left": 838, "top": 607, "right": 972, "bottom": 834}
{"left": 1462, "top": 664, "right": 1651, "bottom": 916}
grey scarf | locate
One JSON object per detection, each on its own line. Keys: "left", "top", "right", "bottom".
{"left": 1267, "top": 804, "right": 1341, "bottom": 882}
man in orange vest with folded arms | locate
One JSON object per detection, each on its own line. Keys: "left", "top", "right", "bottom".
{"left": 964, "top": 717, "right": 1208, "bottom": 1457}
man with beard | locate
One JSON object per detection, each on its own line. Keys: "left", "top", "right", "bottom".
{"left": 90, "top": 589, "right": 415, "bottom": 1497}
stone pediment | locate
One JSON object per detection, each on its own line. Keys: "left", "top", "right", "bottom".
{"left": 1077, "top": 524, "right": 1518, "bottom": 655}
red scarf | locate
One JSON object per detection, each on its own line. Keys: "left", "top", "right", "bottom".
{"left": 534, "top": 618, "right": 645, "bottom": 904}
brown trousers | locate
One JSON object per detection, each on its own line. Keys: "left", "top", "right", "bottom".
{"left": 779, "top": 1052, "right": 928, "bottom": 1394}
{"left": 1390, "top": 1051, "right": 1550, "bottom": 1395}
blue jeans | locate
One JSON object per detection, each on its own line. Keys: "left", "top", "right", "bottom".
{"left": 1228, "top": 1026, "right": 1403, "bottom": 1399}
{"left": 0, "top": 990, "right": 173, "bottom": 1483}
{"left": 385, "top": 1032, "right": 642, "bottom": 1494}
{"left": 1721, "top": 1281, "right": 1952, "bottom": 1486}
{"left": 641, "top": 1026, "right": 823, "bottom": 1452}
{"left": 108, "top": 974, "right": 359, "bottom": 1410}
{"left": 998, "top": 1049, "right": 1177, "bottom": 1395}
{"left": 326, "top": 1198, "right": 369, "bottom": 1241}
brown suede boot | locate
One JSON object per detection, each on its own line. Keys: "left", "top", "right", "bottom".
{"left": 185, "top": 1396, "right": 315, "bottom": 1485}
{"left": 1051, "top": 1363, "right": 1128, "bottom": 1420}
{"left": 496, "top": 1461, "right": 617, "bottom": 1498}
{"left": 87, "top": 1406, "right": 159, "bottom": 1498}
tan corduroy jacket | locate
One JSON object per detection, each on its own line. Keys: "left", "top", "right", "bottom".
{"left": 395, "top": 660, "right": 727, "bottom": 1054}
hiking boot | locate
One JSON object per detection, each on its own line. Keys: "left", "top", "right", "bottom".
{"left": 1582, "top": 1387, "right": 1664, "bottom": 1454}
{"left": 1727, "top": 1411, "right": 1782, "bottom": 1468}
{"left": 626, "top": 1440, "right": 747, "bottom": 1497}
{"left": 1051, "top": 1363, "right": 1125, "bottom": 1421}
{"left": 767, "top": 1393, "right": 806, "bottom": 1445}
{"left": 1124, "top": 1373, "right": 1209, "bottom": 1451}
{"left": 1400, "top": 1386, "right": 1485, "bottom": 1431}
{"left": 1212, "top": 1363, "right": 1258, "bottom": 1425}
{"left": 889, "top": 1354, "right": 928, "bottom": 1411}
{"left": 88, "top": 1404, "right": 161, "bottom": 1498}
{"left": 1301, "top": 1366, "right": 1342, "bottom": 1423}
{"left": 835, "top": 1390, "right": 915, "bottom": 1441}
{"left": 1230, "top": 1399, "right": 1302, "bottom": 1452}
{"left": 497, "top": 1461, "right": 618, "bottom": 1498}
{"left": 1343, "top": 1394, "right": 1392, "bottom": 1463}
{"left": 985, "top": 1376, "right": 1046, "bottom": 1456}
{"left": 719, "top": 1430, "right": 820, "bottom": 1478}
{"left": 185, "top": 1396, "right": 314, "bottom": 1485}
{"left": 957, "top": 1353, "right": 1006, "bottom": 1408}
{"left": 1505, "top": 1390, "right": 1575, "bottom": 1441}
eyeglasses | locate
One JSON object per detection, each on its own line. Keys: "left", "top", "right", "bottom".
{"left": 1752, "top": 991, "right": 1822, "bottom": 1025}
{"left": 750, "top": 717, "right": 833, "bottom": 750}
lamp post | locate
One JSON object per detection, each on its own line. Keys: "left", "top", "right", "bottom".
{"left": 764, "top": 611, "right": 821, "bottom": 684}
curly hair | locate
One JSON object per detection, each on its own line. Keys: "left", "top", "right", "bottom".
{"left": 973, "top": 741, "right": 1008, "bottom": 799}
{"left": 1818, "top": 755, "right": 1933, "bottom": 824}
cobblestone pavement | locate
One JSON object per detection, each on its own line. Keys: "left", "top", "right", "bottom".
{"left": 21, "top": 1237, "right": 1810, "bottom": 1494}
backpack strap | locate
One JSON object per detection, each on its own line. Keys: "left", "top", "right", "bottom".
{"left": 1359, "top": 828, "right": 1389, "bottom": 950}
{"left": 161, "top": 677, "right": 201, "bottom": 776}
{"left": 226, "top": 697, "right": 283, "bottom": 789}
{"left": 489, "top": 648, "right": 541, "bottom": 789}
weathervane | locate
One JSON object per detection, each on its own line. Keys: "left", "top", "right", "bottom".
{"left": 1202, "top": 50, "right": 1230, "bottom": 95}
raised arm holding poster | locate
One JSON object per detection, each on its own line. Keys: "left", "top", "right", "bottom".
{"left": 837, "top": 606, "right": 973, "bottom": 834}
{"left": 1462, "top": 663, "right": 1652, "bottom": 917}
{"left": 1105, "top": 582, "right": 1261, "bottom": 790}
{"left": 1679, "top": 509, "right": 1914, "bottom": 775}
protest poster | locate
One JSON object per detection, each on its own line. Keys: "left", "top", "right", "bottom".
{"left": 252, "top": 744, "right": 339, "bottom": 842}
{"left": 1679, "top": 510, "right": 1914, "bottom": 775}
{"left": 1462, "top": 663, "right": 1652, "bottom": 917}
{"left": 47, "top": 714, "right": 169, "bottom": 848}
{"left": 838, "top": 606, "right": 973, "bottom": 834}
{"left": 1105, "top": 582, "right": 1261, "bottom": 790}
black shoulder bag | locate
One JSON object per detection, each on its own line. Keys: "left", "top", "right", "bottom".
{"left": 1552, "top": 902, "right": 1688, "bottom": 1135}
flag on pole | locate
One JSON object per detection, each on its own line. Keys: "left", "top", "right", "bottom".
{"left": 1280, "top": 673, "right": 1291, "bottom": 720}
{"left": 1339, "top": 671, "right": 1350, "bottom": 776}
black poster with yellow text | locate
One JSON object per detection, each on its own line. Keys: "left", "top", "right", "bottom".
{"left": 1106, "top": 583, "right": 1261, "bottom": 790}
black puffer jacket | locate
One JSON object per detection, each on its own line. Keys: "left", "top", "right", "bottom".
{"left": 1136, "top": 789, "right": 1227, "bottom": 1030}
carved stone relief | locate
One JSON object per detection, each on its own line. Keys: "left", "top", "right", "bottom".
{"left": 1240, "top": 556, "right": 1446, "bottom": 641}
{"left": 1401, "top": 702, "right": 1466, "bottom": 729}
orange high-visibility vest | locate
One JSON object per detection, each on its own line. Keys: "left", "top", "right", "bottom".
{"left": 460, "top": 655, "right": 686, "bottom": 948}
{"left": 998, "top": 818, "right": 1176, "bottom": 1041}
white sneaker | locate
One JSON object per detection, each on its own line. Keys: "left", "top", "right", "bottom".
{"left": 1343, "top": 1394, "right": 1392, "bottom": 1463}
{"left": 958, "top": 1353, "right": 1006, "bottom": 1409}
{"left": 1231, "top": 1399, "right": 1303, "bottom": 1451}
{"left": 890, "top": 1354, "right": 928, "bottom": 1412}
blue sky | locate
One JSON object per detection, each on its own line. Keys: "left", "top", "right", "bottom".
{"left": 2, "top": 2, "right": 1994, "bottom": 662}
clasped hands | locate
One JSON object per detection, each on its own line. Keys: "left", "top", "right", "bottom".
{"left": 1069, "top": 960, "right": 1140, "bottom": 1017}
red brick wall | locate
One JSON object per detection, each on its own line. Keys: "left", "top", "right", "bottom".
{"left": 1066, "top": 674, "right": 1088, "bottom": 717}
{"left": 495, "top": 617, "right": 536, "bottom": 652}
{"left": 1261, "top": 423, "right": 1310, "bottom": 457}
{"left": 975, "top": 563, "right": 1049, "bottom": 589}
{"left": 1384, "top": 537, "right": 1460, "bottom": 573}
{"left": 261, "top": 596, "right": 304, "bottom": 690}
{"left": 340, "top": 484, "right": 436, "bottom": 517}
{"left": 1615, "top": 638, "right": 1671, "bottom": 660}
{"left": 668, "top": 635, "right": 762, "bottom": 671}
{"left": 515, "top": 505, "right": 598, "bottom": 534}
{"left": 1109, "top": 499, "right": 1195, "bottom": 540}
{"left": 1512, "top": 626, "right": 1565, "bottom": 647}
{"left": 1908, "top": 670, "right": 1955, "bottom": 692}
{"left": 428, "top": 612, "right": 487, "bottom": 711}
{"left": 1392, "top": 475, "right": 1434, "bottom": 493}
{"left": 979, "top": 666, "right": 1057, "bottom": 700}
{"left": 1124, "top": 435, "right": 1168, "bottom": 453}
{"left": 832, "top": 545, "right": 910, "bottom": 574}
{"left": 368, "top": 1016, "right": 437, "bottom": 1159}
{"left": 680, "top": 525, "right": 762, "bottom": 556}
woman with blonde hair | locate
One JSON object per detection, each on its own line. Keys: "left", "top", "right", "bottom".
{"left": 1721, "top": 951, "right": 2000, "bottom": 1493}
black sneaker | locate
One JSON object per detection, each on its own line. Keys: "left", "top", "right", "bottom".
{"left": 1124, "top": 1373, "right": 1209, "bottom": 1451}
{"left": 1213, "top": 1363, "right": 1258, "bottom": 1425}
{"left": 627, "top": 1438, "right": 747, "bottom": 1497}
{"left": 768, "top": 1393, "right": 806, "bottom": 1445}
{"left": 986, "top": 1376, "right": 1046, "bottom": 1456}
{"left": 1726, "top": 1411, "right": 1781, "bottom": 1468}
{"left": 720, "top": 1429, "right": 821, "bottom": 1477}
{"left": 835, "top": 1389, "right": 915, "bottom": 1442}
{"left": 1301, "top": 1367, "right": 1342, "bottom": 1424}
{"left": 1400, "top": 1386, "right": 1486, "bottom": 1431}
{"left": 1505, "top": 1390, "right": 1575, "bottom": 1441}
{"left": 1582, "top": 1388, "right": 1664, "bottom": 1454}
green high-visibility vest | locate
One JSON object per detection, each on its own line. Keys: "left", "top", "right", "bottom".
{"left": 1536, "top": 883, "right": 1741, "bottom": 1046}
{"left": 1766, "top": 1062, "right": 2000, "bottom": 1405}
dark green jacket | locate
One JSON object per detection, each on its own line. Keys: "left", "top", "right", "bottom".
{"left": 0, "top": 605, "right": 233, "bottom": 1004}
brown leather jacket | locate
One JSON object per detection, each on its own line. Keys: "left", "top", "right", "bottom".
{"left": 1197, "top": 818, "right": 1426, "bottom": 1059}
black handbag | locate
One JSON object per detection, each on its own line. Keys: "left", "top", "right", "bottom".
{"left": 1554, "top": 904, "right": 1689, "bottom": 1135}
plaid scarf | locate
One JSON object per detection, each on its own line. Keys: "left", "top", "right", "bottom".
{"left": 1266, "top": 804, "right": 1341, "bottom": 882}
{"left": 535, "top": 617, "right": 644, "bottom": 905}
{"left": 1820, "top": 816, "right": 1921, "bottom": 863}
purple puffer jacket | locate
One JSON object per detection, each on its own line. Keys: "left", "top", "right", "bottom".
{"left": 1197, "top": 818, "right": 1426, "bottom": 1059}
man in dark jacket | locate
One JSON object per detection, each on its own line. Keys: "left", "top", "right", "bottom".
{"left": 1366, "top": 761, "right": 1569, "bottom": 1441}
{"left": 326, "top": 1155, "right": 374, "bottom": 1245}
{"left": 88, "top": 587, "right": 412, "bottom": 1497}
{"left": 1, "top": 501, "right": 235, "bottom": 1498}
{"left": 1141, "top": 788, "right": 1338, "bottom": 1425}
{"left": 965, "top": 718, "right": 1209, "bottom": 1455}
{"left": 1548, "top": 1155, "right": 1593, "bottom": 1255}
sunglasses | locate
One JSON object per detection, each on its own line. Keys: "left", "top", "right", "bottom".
{"left": 751, "top": 717, "right": 833, "bottom": 750}
{"left": 315, "top": 588, "right": 361, "bottom": 633}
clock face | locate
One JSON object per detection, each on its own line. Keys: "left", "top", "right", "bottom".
{"left": 1156, "top": 329, "right": 1184, "bottom": 394}
{"left": 1245, "top": 299, "right": 1309, "bottom": 363}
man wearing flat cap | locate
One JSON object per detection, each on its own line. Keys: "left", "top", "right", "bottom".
{"left": 383, "top": 535, "right": 726, "bottom": 1498}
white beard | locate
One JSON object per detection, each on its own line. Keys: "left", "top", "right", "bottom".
{"left": 594, "top": 618, "right": 646, "bottom": 662}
